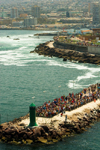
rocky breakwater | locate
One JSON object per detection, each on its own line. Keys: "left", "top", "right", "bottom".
{"left": 34, "top": 33, "right": 58, "bottom": 36}
{"left": 31, "top": 41, "right": 100, "bottom": 65}
{"left": 1, "top": 103, "right": 100, "bottom": 145}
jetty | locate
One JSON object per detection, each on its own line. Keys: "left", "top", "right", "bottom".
{"left": 34, "top": 33, "right": 58, "bottom": 36}
{"left": 30, "top": 32, "right": 100, "bottom": 65}
{"left": 31, "top": 41, "right": 100, "bottom": 65}
{"left": 0, "top": 84, "right": 100, "bottom": 145}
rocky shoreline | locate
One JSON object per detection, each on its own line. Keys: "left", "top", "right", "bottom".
{"left": 31, "top": 41, "right": 100, "bottom": 65}
{"left": 34, "top": 33, "right": 58, "bottom": 36}
{"left": 0, "top": 103, "right": 100, "bottom": 145}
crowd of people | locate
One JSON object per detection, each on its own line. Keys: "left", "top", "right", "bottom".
{"left": 36, "top": 83, "right": 100, "bottom": 118}
{"left": 54, "top": 36, "right": 100, "bottom": 47}
{"left": 77, "top": 41, "right": 100, "bottom": 47}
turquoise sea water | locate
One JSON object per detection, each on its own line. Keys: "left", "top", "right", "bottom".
{"left": 0, "top": 30, "right": 100, "bottom": 150}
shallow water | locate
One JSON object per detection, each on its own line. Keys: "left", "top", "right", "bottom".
{"left": 0, "top": 30, "right": 100, "bottom": 150}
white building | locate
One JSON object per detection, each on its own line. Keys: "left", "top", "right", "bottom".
{"left": 93, "top": 3, "right": 100, "bottom": 24}
{"left": 24, "top": 17, "right": 37, "bottom": 27}
{"left": 12, "top": 21, "right": 24, "bottom": 27}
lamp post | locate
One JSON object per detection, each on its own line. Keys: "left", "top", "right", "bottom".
{"left": 29, "top": 103, "right": 38, "bottom": 127}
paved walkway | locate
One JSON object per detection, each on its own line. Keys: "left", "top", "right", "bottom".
{"left": 46, "top": 42, "right": 54, "bottom": 48}
{"left": 19, "top": 99, "right": 100, "bottom": 129}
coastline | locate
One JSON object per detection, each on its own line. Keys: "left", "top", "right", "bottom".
{"left": 1, "top": 84, "right": 100, "bottom": 145}
{"left": 0, "top": 28, "right": 60, "bottom": 31}
{"left": 31, "top": 41, "right": 100, "bottom": 65}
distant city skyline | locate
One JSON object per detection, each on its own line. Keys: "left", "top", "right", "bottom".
{"left": 0, "top": 0, "right": 100, "bottom": 28}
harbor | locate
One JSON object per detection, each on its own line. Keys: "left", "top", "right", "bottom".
{"left": 0, "top": 30, "right": 100, "bottom": 149}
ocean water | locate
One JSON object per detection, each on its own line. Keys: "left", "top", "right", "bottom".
{"left": 0, "top": 30, "right": 100, "bottom": 150}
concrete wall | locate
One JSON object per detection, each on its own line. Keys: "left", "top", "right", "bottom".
{"left": 88, "top": 46, "right": 100, "bottom": 54}
{"left": 54, "top": 41, "right": 88, "bottom": 52}
{"left": 54, "top": 41, "right": 100, "bottom": 55}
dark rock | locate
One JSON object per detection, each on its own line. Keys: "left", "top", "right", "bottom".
{"left": 59, "top": 123, "right": 74, "bottom": 128}
{"left": 0, "top": 133, "right": 2, "bottom": 138}
{"left": 19, "top": 123, "right": 26, "bottom": 126}
{"left": 26, "top": 132, "right": 33, "bottom": 138}
{"left": 23, "top": 133, "right": 27, "bottom": 140}
{"left": 34, "top": 127, "right": 41, "bottom": 137}
{"left": 18, "top": 131, "right": 26, "bottom": 138}
{"left": 63, "top": 58, "right": 67, "bottom": 61}
{"left": 49, "top": 130, "right": 57, "bottom": 139}
{"left": 5, "top": 134, "right": 12, "bottom": 141}
{"left": 41, "top": 126, "right": 50, "bottom": 133}
{"left": 4, "top": 129, "right": 16, "bottom": 135}
{"left": 13, "top": 38, "right": 20, "bottom": 40}
{"left": 26, "top": 128, "right": 31, "bottom": 132}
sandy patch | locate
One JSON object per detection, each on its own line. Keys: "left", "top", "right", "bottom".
{"left": 46, "top": 42, "right": 54, "bottom": 48}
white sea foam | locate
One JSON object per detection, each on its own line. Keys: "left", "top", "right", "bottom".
{"left": 47, "top": 60, "right": 70, "bottom": 68}
{"left": 0, "top": 47, "right": 53, "bottom": 66}
{"left": 17, "top": 47, "right": 27, "bottom": 50}
{"left": 47, "top": 60, "right": 100, "bottom": 81}
{"left": 67, "top": 79, "right": 92, "bottom": 90}
{"left": 0, "top": 31, "right": 54, "bottom": 66}
{"left": 67, "top": 69, "right": 99, "bottom": 90}
{"left": 68, "top": 81, "right": 89, "bottom": 89}
{"left": 0, "top": 31, "right": 100, "bottom": 70}
{"left": 77, "top": 72, "right": 97, "bottom": 81}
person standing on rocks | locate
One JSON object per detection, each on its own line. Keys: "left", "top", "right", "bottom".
{"left": 65, "top": 115, "right": 67, "bottom": 123}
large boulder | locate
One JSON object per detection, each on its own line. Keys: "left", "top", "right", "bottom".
{"left": 37, "top": 137, "right": 47, "bottom": 143}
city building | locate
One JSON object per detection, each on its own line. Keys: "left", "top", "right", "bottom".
{"left": 31, "top": 5, "right": 40, "bottom": 18}
{"left": 24, "top": 17, "right": 37, "bottom": 27}
{"left": 92, "top": 28, "right": 100, "bottom": 35}
{"left": 12, "top": 21, "right": 24, "bottom": 27}
{"left": 81, "top": 30, "right": 93, "bottom": 35}
{"left": 11, "top": 7, "right": 18, "bottom": 18}
{"left": 59, "top": 17, "right": 92, "bottom": 24}
{"left": 0, "top": 11, "right": 7, "bottom": 18}
{"left": 0, "top": 18, "right": 12, "bottom": 26}
{"left": 93, "top": 3, "right": 100, "bottom": 24}
{"left": 88, "top": 3, "right": 93, "bottom": 14}
{"left": 19, "top": 14, "right": 28, "bottom": 19}
{"left": 66, "top": 11, "right": 70, "bottom": 18}
{"left": 66, "top": 6, "right": 70, "bottom": 18}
